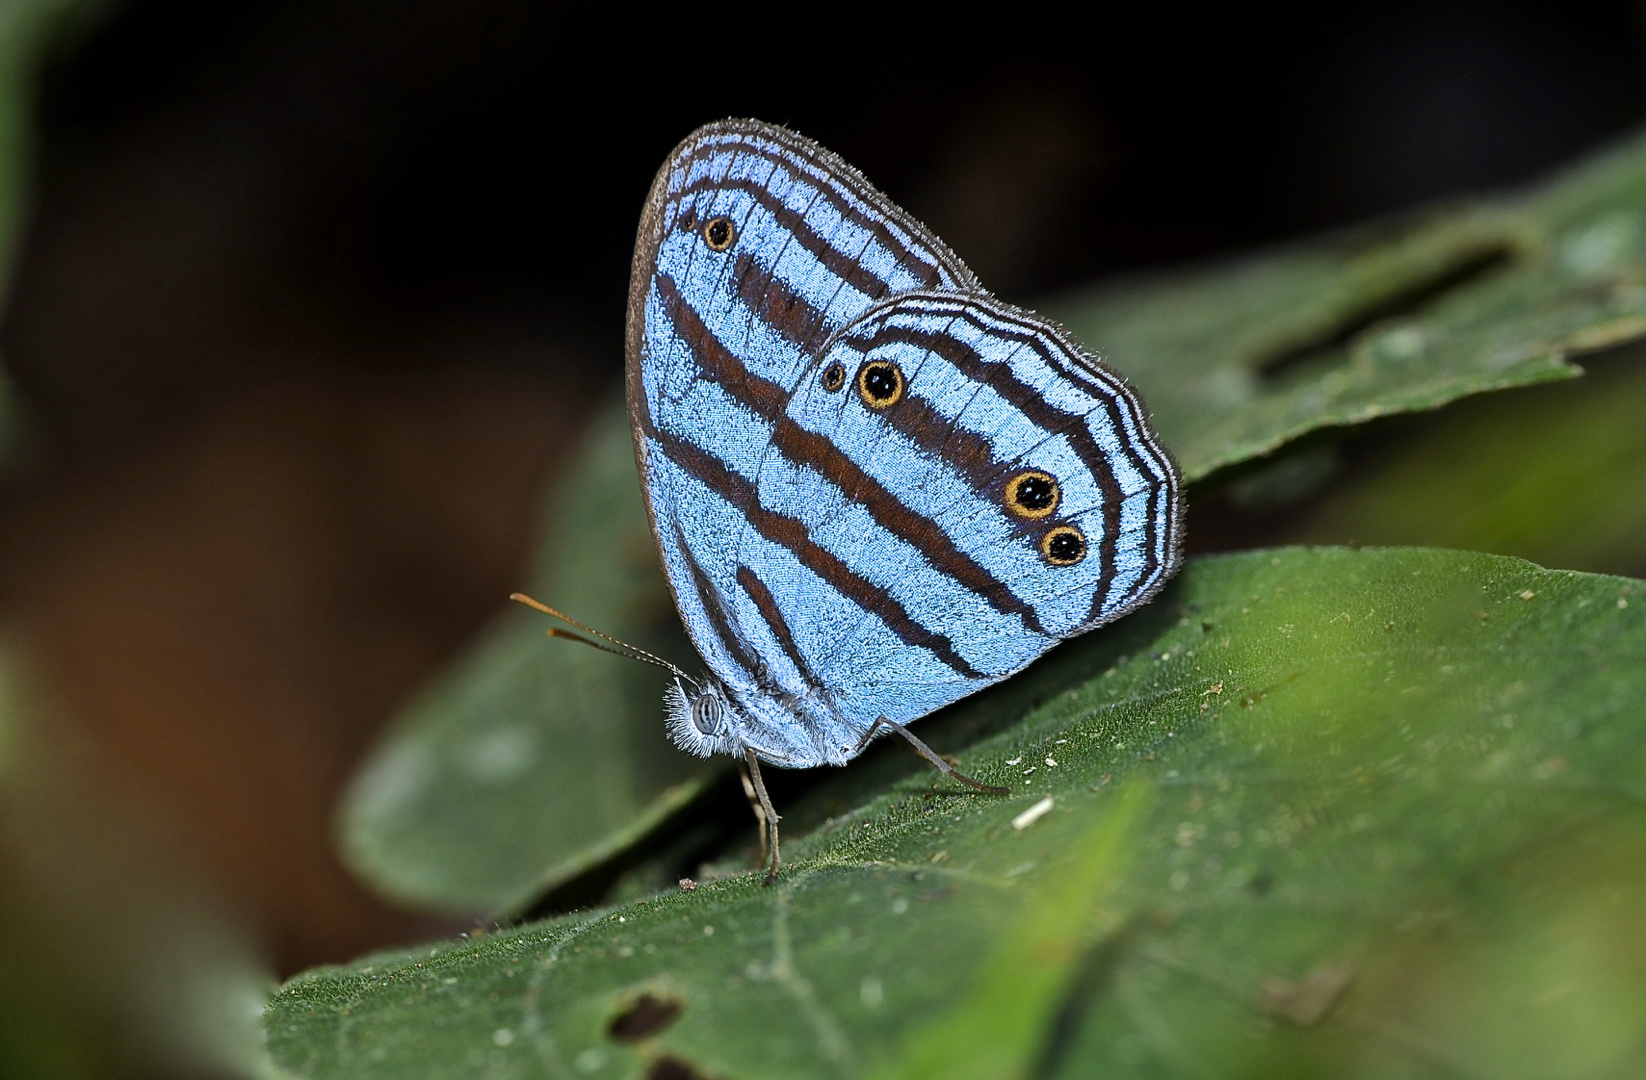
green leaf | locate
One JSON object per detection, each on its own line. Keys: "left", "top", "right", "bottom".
{"left": 337, "top": 399, "right": 716, "bottom": 914}
{"left": 881, "top": 778, "right": 1152, "bottom": 1080}
{"left": 1052, "top": 130, "right": 1646, "bottom": 482}
{"left": 273, "top": 547, "right": 1646, "bottom": 1079}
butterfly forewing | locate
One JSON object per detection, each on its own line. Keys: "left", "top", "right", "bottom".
{"left": 628, "top": 121, "right": 974, "bottom": 699}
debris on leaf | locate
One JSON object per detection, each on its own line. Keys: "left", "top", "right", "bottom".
{"left": 1012, "top": 797, "right": 1055, "bottom": 831}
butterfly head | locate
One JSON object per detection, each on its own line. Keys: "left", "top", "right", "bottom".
{"left": 664, "top": 676, "right": 741, "bottom": 759}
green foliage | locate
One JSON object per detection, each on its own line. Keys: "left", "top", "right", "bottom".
{"left": 269, "top": 549, "right": 1646, "bottom": 1078}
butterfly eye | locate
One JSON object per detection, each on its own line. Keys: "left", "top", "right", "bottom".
{"left": 1004, "top": 470, "right": 1059, "bottom": 519}
{"left": 856, "top": 360, "right": 904, "bottom": 407}
{"left": 820, "top": 362, "right": 846, "bottom": 392}
{"left": 1041, "top": 526, "right": 1087, "bottom": 566}
{"left": 702, "top": 216, "right": 737, "bottom": 251}
{"left": 690, "top": 694, "right": 724, "bottom": 735}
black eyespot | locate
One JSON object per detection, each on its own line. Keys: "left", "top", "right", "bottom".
{"left": 702, "top": 216, "right": 736, "bottom": 251}
{"left": 856, "top": 360, "right": 904, "bottom": 407}
{"left": 1004, "top": 470, "right": 1059, "bottom": 519}
{"left": 820, "top": 361, "right": 846, "bottom": 392}
{"left": 1042, "top": 526, "right": 1087, "bottom": 566}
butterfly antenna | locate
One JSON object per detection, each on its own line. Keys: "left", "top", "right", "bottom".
{"left": 543, "top": 626, "right": 655, "bottom": 663}
{"left": 509, "top": 592, "right": 691, "bottom": 681}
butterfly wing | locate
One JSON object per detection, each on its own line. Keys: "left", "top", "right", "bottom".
{"left": 628, "top": 119, "right": 1182, "bottom": 764}
{"left": 744, "top": 291, "right": 1183, "bottom": 733}
{"left": 626, "top": 120, "right": 977, "bottom": 699}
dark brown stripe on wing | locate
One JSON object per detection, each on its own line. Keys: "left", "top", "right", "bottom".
{"left": 642, "top": 418, "right": 984, "bottom": 680}
{"left": 711, "top": 262, "right": 1036, "bottom": 506}
{"left": 660, "top": 275, "right": 1046, "bottom": 635}
{"left": 673, "top": 523, "right": 767, "bottom": 687}
{"left": 871, "top": 387, "right": 1085, "bottom": 544}
{"left": 767, "top": 411, "right": 1047, "bottom": 635}
{"left": 657, "top": 275, "right": 789, "bottom": 416}
{"left": 714, "top": 266, "right": 1021, "bottom": 504}
{"left": 676, "top": 174, "right": 901, "bottom": 300}
{"left": 960, "top": 318, "right": 1175, "bottom": 623}
{"left": 880, "top": 306, "right": 1153, "bottom": 481}
{"left": 946, "top": 307, "right": 1173, "bottom": 485}
{"left": 736, "top": 565, "right": 822, "bottom": 690}
{"left": 937, "top": 308, "right": 1180, "bottom": 592}
{"left": 732, "top": 250, "right": 831, "bottom": 351}
{"left": 673, "top": 139, "right": 950, "bottom": 290}
{"left": 877, "top": 386, "right": 1004, "bottom": 491}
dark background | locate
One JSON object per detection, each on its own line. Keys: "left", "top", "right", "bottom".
{"left": 1, "top": 0, "right": 1643, "bottom": 981}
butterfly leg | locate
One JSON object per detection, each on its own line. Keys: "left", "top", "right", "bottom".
{"left": 856, "top": 717, "right": 1011, "bottom": 795}
{"left": 742, "top": 748, "right": 782, "bottom": 885}
{"left": 735, "top": 757, "right": 770, "bottom": 869}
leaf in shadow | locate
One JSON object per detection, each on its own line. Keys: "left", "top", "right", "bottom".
{"left": 1279, "top": 339, "right": 1646, "bottom": 579}
{"left": 1053, "top": 130, "right": 1646, "bottom": 483}
{"left": 337, "top": 398, "right": 716, "bottom": 914}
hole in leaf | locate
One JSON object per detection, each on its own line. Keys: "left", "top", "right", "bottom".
{"left": 608, "top": 992, "right": 683, "bottom": 1042}
{"left": 646, "top": 1056, "right": 712, "bottom": 1080}
{"left": 1256, "top": 244, "right": 1514, "bottom": 381}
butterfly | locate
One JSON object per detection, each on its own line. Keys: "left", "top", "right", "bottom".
{"left": 524, "top": 118, "right": 1182, "bottom": 883}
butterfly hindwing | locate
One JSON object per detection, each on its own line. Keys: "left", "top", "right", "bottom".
{"left": 754, "top": 292, "right": 1181, "bottom": 730}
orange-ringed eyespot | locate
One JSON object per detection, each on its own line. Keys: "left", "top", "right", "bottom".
{"left": 1041, "top": 526, "right": 1086, "bottom": 566}
{"left": 1004, "top": 470, "right": 1059, "bottom": 519}
{"left": 856, "top": 360, "right": 904, "bottom": 407}
{"left": 703, "top": 216, "right": 736, "bottom": 251}
{"left": 820, "top": 361, "right": 846, "bottom": 392}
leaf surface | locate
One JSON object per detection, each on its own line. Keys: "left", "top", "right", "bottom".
{"left": 278, "top": 547, "right": 1646, "bottom": 1079}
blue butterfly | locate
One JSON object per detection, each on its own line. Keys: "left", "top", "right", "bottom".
{"left": 585, "top": 119, "right": 1180, "bottom": 879}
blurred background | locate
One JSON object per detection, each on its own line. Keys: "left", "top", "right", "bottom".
{"left": 1, "top": 1, "right": 1645, "bottom": 1076}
